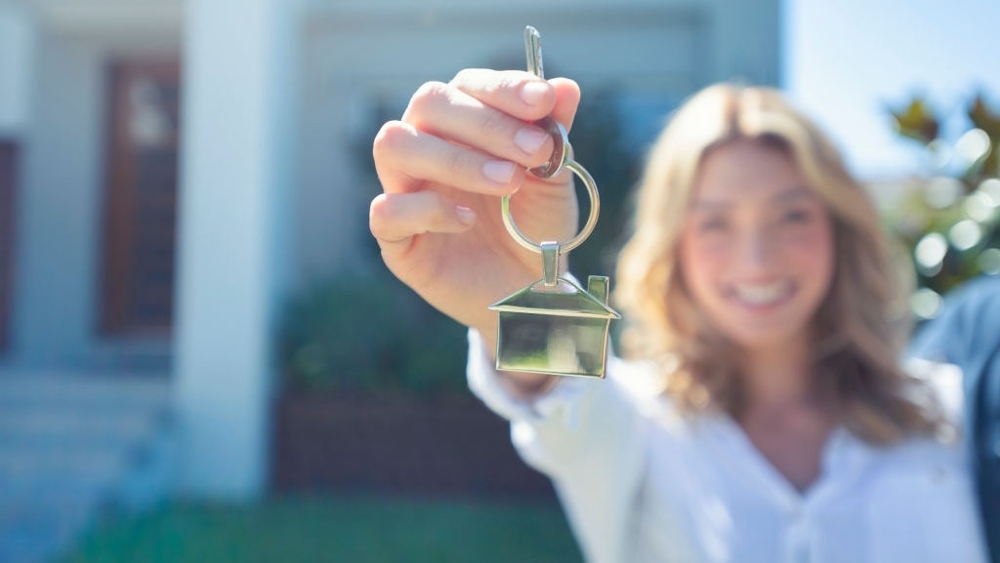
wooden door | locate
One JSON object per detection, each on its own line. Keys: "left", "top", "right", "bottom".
{"left": 101, "top": 62, "right": 181, "bottom": 336}
{"left": 0, "top": 141, "right": 16, "bottom": 350}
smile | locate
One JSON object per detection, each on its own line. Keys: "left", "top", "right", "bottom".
{"left": 732, "top": 281, "right": 793, "bottom": 306}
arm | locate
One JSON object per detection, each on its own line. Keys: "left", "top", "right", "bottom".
{"left": 467, "top": 329, "right": 648, "bottom": 563}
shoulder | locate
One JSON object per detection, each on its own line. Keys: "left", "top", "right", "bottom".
{"left": 872, "top": 432, "right": 965, "bottom": 473}
{"left": 860, "top": 433, "right": 986, "bottom": 562}
{"left": 860, "top": 428, "right": 971, "bottom": 518}
{"left": 862, "top": 360, "right": 969, "bottom": 483}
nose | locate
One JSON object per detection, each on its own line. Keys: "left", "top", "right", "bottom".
{"left": 740, "top": 228, "right": 777, "bottom": 271}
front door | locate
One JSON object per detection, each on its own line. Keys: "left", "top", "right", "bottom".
{"left": 0, "top": 141, "right": 17, "bottom": 351}
{"left": 100, "top": 61, "right": 181, "bottom": 336}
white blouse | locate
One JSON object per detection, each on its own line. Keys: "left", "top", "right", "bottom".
{"left": 467, "top": 330, "right": 988, "bottom": 563}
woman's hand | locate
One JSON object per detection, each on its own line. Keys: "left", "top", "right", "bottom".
{"left": 370, "top": 69, "right": 582, "bottom": 348}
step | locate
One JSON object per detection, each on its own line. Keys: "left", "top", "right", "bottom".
{"left": 0, "top": 448, "right": 125, "bottom": 480}
{"left": 0, "top": 373, "right": 170, "bottom": 409}
{"left": 0, "top": 371, "right": 175, "bottom": 563}
{"left": 0, "top": 409, "right": 168, "bottom": 447}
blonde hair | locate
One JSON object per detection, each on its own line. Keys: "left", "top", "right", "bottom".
{"left": 615, "top": 84, "right": 942, "bottom": 444}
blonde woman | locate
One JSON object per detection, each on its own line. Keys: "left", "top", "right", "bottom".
{"left": 370, "top": 71, "right": 987, "bottom": 563}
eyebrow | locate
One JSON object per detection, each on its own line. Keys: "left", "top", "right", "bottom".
{"left": 771, "top": 186, "right": 813, "bottom": 203}
{"left": 691, "top": 186, "right": 813, "bottom": 210}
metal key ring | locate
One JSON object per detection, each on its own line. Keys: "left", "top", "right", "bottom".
{"left": 500, "top": 159, "right": 600, "bottom": 254}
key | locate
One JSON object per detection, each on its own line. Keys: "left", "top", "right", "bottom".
{"left": 488, "top": 26, "right": 620, "bottom": 378}
{"left": 524, "top": 26, "right": 571, "bottom": 179}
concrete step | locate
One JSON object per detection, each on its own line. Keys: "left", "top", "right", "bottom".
{"left": 0, "top": 447, "right": 125, "bottom": 480}
{"left": 0, "top": 409, "right": 167, "bottom": 447}
{"left": 0, "top": 372, "right": 174, "bottom": 563}
{"left": 0, "top": 373, "right": 170, "bottom": 408}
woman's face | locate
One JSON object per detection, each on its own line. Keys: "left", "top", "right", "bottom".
{"left": 678, "top": 139, "right": 835, "bottom": 353}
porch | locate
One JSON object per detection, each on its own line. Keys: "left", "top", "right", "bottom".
{"left": 0, "top": 371, "right": 172, "bottom": 563}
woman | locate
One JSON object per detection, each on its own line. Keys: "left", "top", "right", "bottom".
{"left": 370, "top": 71, "right": 987, "bottom": 562}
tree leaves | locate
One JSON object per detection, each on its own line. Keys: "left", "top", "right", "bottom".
{"left": 888, "top": 97, "right": 940, "bottom": 145}
{"left": 968, "top": 93, "right": 1000, "bottom": 178}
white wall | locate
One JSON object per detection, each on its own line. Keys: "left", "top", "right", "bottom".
{"left": 0, "top": 3, "right": 35, "bottom": 136}
{"left": 10, "top": 34, "right": 106, "bottom": 368}
{"left": 784, "top": 0, "right": 1000, "bottom": 180}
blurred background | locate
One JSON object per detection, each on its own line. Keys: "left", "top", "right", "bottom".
{"left": 0, "top": 0, "right": 996, "bottom": 561}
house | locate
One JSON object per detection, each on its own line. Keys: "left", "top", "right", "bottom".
{"left": 0, "top": 0, "right": 781, "bottom": 508}
{"left": 491, "top": 273, "right": 620, "bottom": 378}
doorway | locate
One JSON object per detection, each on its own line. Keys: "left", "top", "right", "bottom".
{"left": 100, "top": 61, "right": 181, "bottom": 336}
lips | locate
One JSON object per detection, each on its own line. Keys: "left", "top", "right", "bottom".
{"left": 730, "top": 281, "right": 794, "bottom": 307}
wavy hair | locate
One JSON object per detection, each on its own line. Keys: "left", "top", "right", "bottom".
{"left": 615, "top": 84, "right": 943, "bottom": 444}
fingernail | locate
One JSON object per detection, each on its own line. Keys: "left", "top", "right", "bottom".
{"left": 520, "top": 82, "right": 548, "bottom": 105}
{"left": 482, "top": 160, "right": 516, "bottom": 184}
{"left": 514, "top": 127, "right": 549, "bottom": 154}
{"left": 456, "top": 205, "right": 476, "bottom": 226}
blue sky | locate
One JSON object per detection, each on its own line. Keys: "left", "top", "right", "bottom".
{"left": 784, "top": 0, "right": 1000, "bottom": 180}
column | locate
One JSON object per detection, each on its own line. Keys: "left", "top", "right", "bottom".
{"left": 174, "top": 0, "right": 300, "bottom": 500}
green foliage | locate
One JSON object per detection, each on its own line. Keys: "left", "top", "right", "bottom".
{"left": 884, "top": 92, "right": 1000, "bottom": 317}
{"left": 888, "top": 96, "right": 940, "bottom": 144}
{"left": 278, "top": 273, "right": 468, "bottom": 396}
{"left": 969, "top": 94, "right": 1000, "bottom": 181}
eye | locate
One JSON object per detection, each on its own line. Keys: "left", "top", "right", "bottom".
{"left": 698, "top": 217, "right": 729, "bottom": 233}
{"left": 781, "top": 208, "right": 812, "bottom": 224}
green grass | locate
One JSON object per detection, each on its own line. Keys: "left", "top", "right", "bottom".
{"left": 62, "top": 494, "right": 583, "bottom": 563}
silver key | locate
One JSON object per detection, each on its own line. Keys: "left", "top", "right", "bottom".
{"left": 524, "top": 26, "right": 571, "bottom": 179}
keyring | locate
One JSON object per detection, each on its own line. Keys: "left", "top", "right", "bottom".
{"left": 500, "top": 159, "right": 600, "bottom": 254}
{"left": 488, "top": 25, "right": 619, "bottom": 379}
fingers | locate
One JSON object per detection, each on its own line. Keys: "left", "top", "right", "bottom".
{"left": 548, "top": 77, "right": 582, "bottom": 132}
{"left": 373, "top": 119, "right": 527, "bottom": 196}
{"left": 445, "top": 70, "right": 581, "bottom": 131}
{"left": 447, "top": 69, "right": 558, "bottom": 122}
{"left": 402, "top": 70, "right": 581, "bottom": 162}
{"left": 403, "top": 79, "right": 556, "bottom": 173}
{"left": 375, "top": 70, "right": 582, "bottom": 195}
{"left": 369, "top": 191, "right": 476, "bottom": 250}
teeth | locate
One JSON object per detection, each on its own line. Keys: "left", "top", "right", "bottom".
{"left": 735, "top": 282, "right": 789, "bottom": 305}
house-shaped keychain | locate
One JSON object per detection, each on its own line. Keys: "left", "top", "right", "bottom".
{"left": 489, "top": 242, "right": 620, "bottom": 378}
{"left": 489, "top": 28, "right": 620, "bottom": 379}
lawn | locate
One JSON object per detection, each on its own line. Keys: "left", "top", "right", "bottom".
{"left": 62, "top": 494, "right": 583, "bottom": 563}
